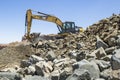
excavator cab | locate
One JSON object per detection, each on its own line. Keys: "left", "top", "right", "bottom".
{"left": 60, "top": 22, "right": 79, "bottom": 33}
{"left": 63, "top": 22, "right": 76, "bottom": 33}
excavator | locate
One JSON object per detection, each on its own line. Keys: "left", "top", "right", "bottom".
{"left": 24, "top": 9, "right": 84, "bottom": 40}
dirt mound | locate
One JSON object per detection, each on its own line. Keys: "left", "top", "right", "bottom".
{"left": 0, "top": 43, "right": 33, "bottom": 69}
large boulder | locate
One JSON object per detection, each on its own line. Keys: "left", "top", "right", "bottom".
{"left": 73, "top": 59, "right": 100, "bottom": 79}
{"left": 111, "top": 49, "right": 120, "bottom": 70}
{"left": 66, "top": 69, "right": 91, "bottom": 80}
{"left": 0, "top": 72, "right": 21, "bottom": 80}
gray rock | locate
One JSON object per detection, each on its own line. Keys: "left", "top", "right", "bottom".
{"left": 112, "top": 49, "right": 120, "bottom": 55}
{"left": 46, "top": 50, "right": 56, "bottom": 61}
{"left": 23, "top": 66, "right": 36, "bottom": 75}
{"left": 105, "top": 47, "right": 116, "bottom": 55}
{"left": 101, "top": 55, "right": 112, "bottom": 61}
{"left": 100, "top": 69, "right": 112, "bottom": 80}
{"left": 111, "top": 56, "right": 120, "bottom": 70}
{"left": 35, "top": 61, "right": 53, "bottom": 76}
{"left": 35, "top": 62, "right": 45, "bottom": 76}
{"left": 20, "top": 60, "right": 32, "bottom": 68}
{"left": 86, "top": 53, "right": 96, "bottom": 59}
{"left": 72, "top": 59, "right": 100, "bottom": 79}
{"left": 66, "top": 69, "right": 91, "bottom": 80}
{"left": 50, "top": 70, "right": 60, "bottom": 80}
{"left": 60, "top": 67, "right": 73, "bottom": 80}
{"left": 107, "top": 37, "right": 116, "bottom": 47}
{"left": 94, "top": 60, "right": 110, "bottom": 72}
{"left": 76, "top": 42, "right": 85, "bottom": 49}
{"left": 47, "top": 41, "right": 58, "bottom": 49}
{"left": 68, "top": 51, "right": 77, "bottom": 59}
{"left": 76, "top": 43, "right": 82, "bottom": 49}
{"left": 29, "top": 55, "right": 44, "bottom": 64}
{"left": 96, "top": 36, "right": 108, "bottom": 49}
{"left": 36, "top": 41, "right": 43, "bottom": 48}
{"left": 68, "top": 51, "right": 86, "bottom": 61}
{"left": 91, "top": 47, "right": 106, "bottom": 59}
{"left": 96, "top": 47, "right": 106, "bottom": 59}
{"left": 53, "top": 58, "right": 76, "bottom": 71}
{"left": 116, "top": 35, "right": 120, "bottom": 46}
{"left": 0, "top": 72, "right": 21, "bottom": 80}
{"left": 29, "top": 33, "right": 41, "bottom": 43}
{"left": 76, "top": 51, "right": 86, "bottom": 61}
{"left": 111, "top": 49, "right": 120, "bottom": 70}
{"left": 0, "top": 77, "right": 10, "bottom": 80}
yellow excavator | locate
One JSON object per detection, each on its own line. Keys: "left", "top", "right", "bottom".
{"left": 25, "top": 9, "right": 83, "bottom": 40}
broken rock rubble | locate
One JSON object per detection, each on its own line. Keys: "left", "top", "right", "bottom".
{"left": 1, "top": 14, "right": 120, "bottom": 80}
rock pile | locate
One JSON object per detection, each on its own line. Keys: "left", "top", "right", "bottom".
{"left": 85, "top": 14, "right": 120, "bottom": 47}
{"left": 0, "top": 14, "right": 120, "bottom": 80}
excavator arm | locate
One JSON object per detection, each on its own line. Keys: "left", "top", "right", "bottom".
{"left": 25, "top": 9, "right": 63, "bottom": 39}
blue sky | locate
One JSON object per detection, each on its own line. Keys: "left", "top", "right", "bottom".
{"left": 0, "top": 0, "right": 120, "bottom": 43}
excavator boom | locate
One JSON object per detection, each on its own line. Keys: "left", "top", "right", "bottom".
{"left": 25, "top": 9, "right": 63, "bottom": 39}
